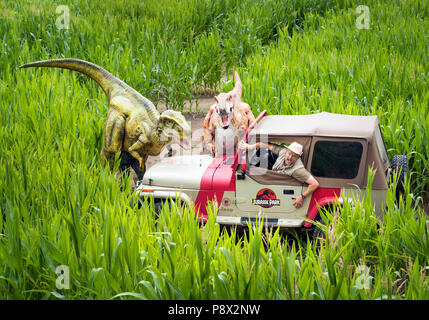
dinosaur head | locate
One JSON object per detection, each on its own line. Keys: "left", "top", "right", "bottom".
{"left": 214, "top": 92, "right": 234, "bottom": 129}
{"left": 214, "top": 71, "right": 243, "bottom": 129}
{"left": 158, "top": 110, "right": 191, "bottom": 148}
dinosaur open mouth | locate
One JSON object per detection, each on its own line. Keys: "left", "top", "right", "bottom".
{"left": 221, "top": 114, "right": 229, "bottom": 126}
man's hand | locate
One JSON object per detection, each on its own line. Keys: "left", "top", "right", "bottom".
{"left": 238, "top": 140, "right": 249, "bottom": 151}
{"left": 238, "top": 140, "right": 258, "bottom": 151}
{"left": 292, "top": 195, "right": 304, "bottom": 208}
{"left": 292, "top": 176, "right": 319, "bottom": 209}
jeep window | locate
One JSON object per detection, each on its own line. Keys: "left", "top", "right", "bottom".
{"left": 311, "top": 141, "right": 363, "bottom": 179}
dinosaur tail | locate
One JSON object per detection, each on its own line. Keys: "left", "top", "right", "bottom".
{"left": 233, "top": 71, "right": 243, "bottom": 100}
{"left": 19, "top": 58, "right": 126, "bottom": 101}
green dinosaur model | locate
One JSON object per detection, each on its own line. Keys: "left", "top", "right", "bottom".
{"left": 20, "top": 58, "right": 191, "bottom": 179}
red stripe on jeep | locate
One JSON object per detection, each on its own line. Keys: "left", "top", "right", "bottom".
{"left": 304, "top": 187, "right": 341, "bottom": 228}
{"left": 194, "top": 155, "right": 235, "bottom": 220}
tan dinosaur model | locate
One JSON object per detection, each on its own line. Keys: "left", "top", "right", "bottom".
{"left": 20, "top": 58, "right": 191, "bottom": 180}
{"left": 202, "top": 71, "right": 255, "bottom": 156}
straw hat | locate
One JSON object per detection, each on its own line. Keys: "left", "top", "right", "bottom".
{"left": 285, "top": 142, "right": 303, "bottom": 156}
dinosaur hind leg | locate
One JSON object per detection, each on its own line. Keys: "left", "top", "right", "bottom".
{"left": 102, "top": 109, "right": 125, "bottom": 171}
{"left": 101, "top": 148, "right": 115, "bottom": 171}
{"left": 118, "top": 151, "right": 145, "bottom": 180}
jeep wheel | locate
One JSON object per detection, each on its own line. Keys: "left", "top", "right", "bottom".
{"left": 154, "top": 199, "right": 170, "bottom": 215}
{"left": 312, "top": 219, "right": 326, "bottom": 249}
{"left": 389, "top": 155, "right": 408, "bottom": 201}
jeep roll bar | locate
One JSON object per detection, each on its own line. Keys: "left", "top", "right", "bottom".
{"left": 233, "top": 109, "right": 267, "bottom": 171}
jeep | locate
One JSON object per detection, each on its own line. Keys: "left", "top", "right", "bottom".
{"left": 135, "top": 111, "right": 407, "bottom": 237}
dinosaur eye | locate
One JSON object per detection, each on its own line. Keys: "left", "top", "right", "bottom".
{"left": 226, "top": 101, "right": 233, "bottom": 111}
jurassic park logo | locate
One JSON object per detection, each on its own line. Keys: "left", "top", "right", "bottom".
{"left": 252, "top": 188, "right": 281, "bottom": 208}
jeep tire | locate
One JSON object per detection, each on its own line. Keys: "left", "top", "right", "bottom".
{"left": 312, "top": 219, "right": 326, "bottom": 249}
{"left": 390, "top": 155, "right": 408, "bottom": 201}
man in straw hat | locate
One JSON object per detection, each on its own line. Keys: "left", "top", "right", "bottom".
{"left": 238, "top": 140, "right": 319, "bottom": 208}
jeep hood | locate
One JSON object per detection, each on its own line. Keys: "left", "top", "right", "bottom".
{"left": 142, "top": 155, "right": 215, "bottom": 189}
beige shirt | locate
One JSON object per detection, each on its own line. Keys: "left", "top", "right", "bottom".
{"left": 271, "top": 145, "right": 311, "bottom": 183}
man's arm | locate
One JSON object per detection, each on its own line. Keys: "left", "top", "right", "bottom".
{"left": 292, "top": 175, "right": 319, "bottom": 208}
{"left": 238, "top": 140, "right": 273, "bottom": 151}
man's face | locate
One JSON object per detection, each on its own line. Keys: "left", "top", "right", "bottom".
{"left": 284, "top": 149, "right": 299, "bottom": 166}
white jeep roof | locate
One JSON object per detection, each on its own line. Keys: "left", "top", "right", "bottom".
{"left": 251, "top": 112, "right": 379, "bottom": 141}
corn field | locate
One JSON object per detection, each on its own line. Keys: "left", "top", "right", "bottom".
{"left": 0, "top": 0, "right": 428, "bottom": 300}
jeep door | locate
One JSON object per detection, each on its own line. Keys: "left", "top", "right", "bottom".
{"left": 235, "top": 169, "right": 304, "bottom": 217}
{"left": 235, "top": 136, "right": 312, "bottom": 220}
